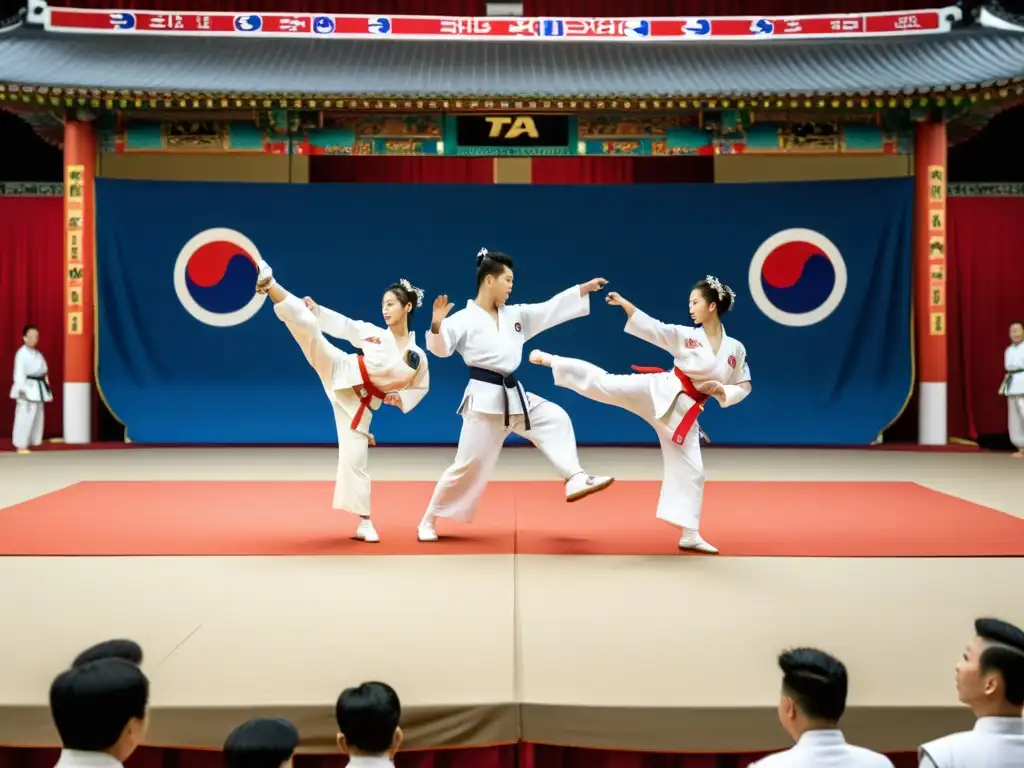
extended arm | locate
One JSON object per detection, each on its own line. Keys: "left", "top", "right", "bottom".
{"left": 396, "top": 358, "right": 430, "bottom": 413}
{"left": 517, "top": 285, "right": 591, "bottom": 341}
{"left": 611, "top": 293, "right": 693, "bottom": 355}
{"left": 315, "top": 305, "right": 366, "bottom": 346}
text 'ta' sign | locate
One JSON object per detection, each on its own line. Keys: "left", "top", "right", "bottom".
{"left": 455, "top": 115, "right": 571, "bottom": 154}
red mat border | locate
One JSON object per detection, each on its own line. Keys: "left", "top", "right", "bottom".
{"left": 2, "top": 479, "right": 1023, "bottom": 559}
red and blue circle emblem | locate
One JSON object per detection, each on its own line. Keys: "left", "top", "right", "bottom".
{"left": 748, "top": 228, "right": 847, "bottom": 327}
{"left": 172, "top": 228, "right": 266, "bottom": 327}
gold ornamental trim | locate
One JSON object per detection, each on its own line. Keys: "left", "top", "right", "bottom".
{"left": 1, "top": 81, "right": 1023, "bottom": 113}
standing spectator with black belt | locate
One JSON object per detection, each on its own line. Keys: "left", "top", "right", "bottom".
{"left": 10, "top": 323, "right": 52, "bottom": 453}
{"left": 1000, "top": 320, "right": 1024, "bottom": 458}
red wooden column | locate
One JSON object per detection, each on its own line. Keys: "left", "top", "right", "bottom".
{"left": 913, "top": 120, "right": 949, "bottom": 445}
{"left": 63, "top": 119, "right": 97, "bottom": 443}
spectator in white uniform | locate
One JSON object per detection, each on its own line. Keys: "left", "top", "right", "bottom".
{"left": 335, "top": 681, "right": 403, "bottom": 768}
{"left": 10, "top": 323, "right": 52, "bottom": 453}
{"left": 49, "top": 659, "right": 150, "bottom": 768}
{"left": 919, "top": 617, "right": 1024, "bottom": 768}
{"left": 751, "top": 647, "right": 893, "bottom": 767}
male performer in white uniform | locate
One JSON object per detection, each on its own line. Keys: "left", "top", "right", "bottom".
{"left": 1001, "top": 321, "right": 1024, "bottom": 457}
{"left": 417, "top": 248, "right": 613, "bottom": 542}
{"left": 256, "top": 262, "right": 429, "bottom": 543}
{"left": 919, "top": 617, "right": 1024, "bottom": 768}
{"left": 10, "top": 324, "right": 52, "bottom": 453}
{"left": 751, "top": 647, "right": 893, "bottom": 767}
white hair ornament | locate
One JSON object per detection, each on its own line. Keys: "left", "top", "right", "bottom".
{"left": 704, "top": 274, "right": 737, "bottom": 306}
{"left": 477, "top": 247, "right": 489, "bottom": 259}
{"left": 399, "top": 278, "right": 425, "bottom": 308}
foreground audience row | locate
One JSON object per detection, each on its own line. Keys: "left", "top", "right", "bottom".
{"left": 49, "top": 617, "right": 1024, "bottom": 768}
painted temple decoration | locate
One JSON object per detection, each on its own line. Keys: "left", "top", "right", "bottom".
{"left": 96, "top": 112, "right": 915, "bottom": 157}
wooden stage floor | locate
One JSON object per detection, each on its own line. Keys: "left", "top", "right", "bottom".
{"left": 0, "top": 446, "right": 1021, "bottom": 754}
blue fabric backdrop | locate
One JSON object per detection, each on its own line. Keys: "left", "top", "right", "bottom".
{"left": 95, "top": 178, "right": 913, "bottom": 445}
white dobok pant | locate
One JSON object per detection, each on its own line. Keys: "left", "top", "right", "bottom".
{"left": 275, "top": 295, "right": 372, "bottom": 517}
{"left": 12, "top": 399, "right": 44, "bottom": 450}
{"left": 1010, "top": 397, "right": 1024, "bottom": 450}
{"left": 425, "top": 395, "right": 584, "bottom": 523}
{"left": 549, "top": 355, "right": 706, "bottom": 531}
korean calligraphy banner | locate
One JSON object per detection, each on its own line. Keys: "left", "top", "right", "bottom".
{"left": 65, "top": 166, "right": 85, "bottom": 336}
{"left": 94, "top": 177, "right": 912, "bottom": 445}
{"left": 927, "top": 164, "right": 947, "bottom": 336}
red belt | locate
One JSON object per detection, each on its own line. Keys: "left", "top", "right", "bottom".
{"left": 351, "top": 355, "right": 388, "bottom": 432}
{"left": 631, "top": 365, "right": 708, "bottom": 445}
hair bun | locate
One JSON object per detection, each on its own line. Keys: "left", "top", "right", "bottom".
{"left": 704, "top": 274, "right": 737, "bottom": 308}
{"left": 398, "top": 278, "right": 425, "bottom": 308}
{"left": 476, "top": 247, "right": 489, "bottom": 267}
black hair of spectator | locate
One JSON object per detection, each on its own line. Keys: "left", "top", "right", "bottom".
{"left": 778, "top": 647, "right": 848, "bottom": 723}
{"left": 335, "top": 681, "right": 401, "bottom": 754}
{"left": 50, "top": 658, "right": 149, "bottom": 752}
{"left": 976, "top": 618, "right": 1024, "bottom": 707}
{"left": 73, "top": 639, "right": 144, "bottom": 668}
{"left": 224, "top": 717, "right": 300, "bottom": 768}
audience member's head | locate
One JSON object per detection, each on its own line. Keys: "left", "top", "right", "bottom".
{"left": 776, "top": 648, "right": 848, "bottom": 741}
{"left": 956, "top": 617, "right": 1024, "bottom": 716}
{"left": 49, "top": 658, "right": 149, "bottom": 762}
{"left": 335, "top": 682, "right": 402, "bottom": 760}
{"left": 73, "top": 639, "right": 144, "bottom": 668}
{"left": 223, "top": 717, "right": 300, "bottom": 768}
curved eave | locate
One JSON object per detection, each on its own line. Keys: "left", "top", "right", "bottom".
{"left": 1, "top": 23, "right": 1024, "bottom": 103}
{"left": 3, "top": 83, "right": 1024, "bottom": 113}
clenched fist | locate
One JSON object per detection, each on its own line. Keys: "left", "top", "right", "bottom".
{"left": 580, "top": 278, "right": 609, "bottom": 296}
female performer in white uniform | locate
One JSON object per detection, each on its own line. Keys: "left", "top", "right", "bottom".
{"left": 255, "top": 260, "right": 430, "bottom": 543}
{"left": 10, "top": 324, "right": 52, "bottom": 453}
{"left": 1001, "top": 320, "right": 1024, "bottom": 458}
{"left": 530, "top": 276, "right": 751, "bottom": 554}
{"left": 417, "top": 248, "right": 613, "bottom": 542}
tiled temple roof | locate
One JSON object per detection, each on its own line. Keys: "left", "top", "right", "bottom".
{"left": 1, "top": 23, "right": 1024, "bottom": 99}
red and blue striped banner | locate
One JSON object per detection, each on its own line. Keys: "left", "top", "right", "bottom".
{"left": 43, "top": 5, "right": 957, "bottom": 41}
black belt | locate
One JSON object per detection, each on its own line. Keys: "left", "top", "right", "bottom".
{"left": 27, "top": 374, "right": 51, "bottom": 398}
{"left": 1005, "top": 369, "right": 1023, "bottom": 392}
{"left": 469, "top": 367, "right": 531, "bottom": 430}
